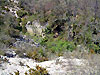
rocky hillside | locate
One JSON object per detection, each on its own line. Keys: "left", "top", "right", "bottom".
{"left": 0, "top": 0, "right": 100, "bottom": 75}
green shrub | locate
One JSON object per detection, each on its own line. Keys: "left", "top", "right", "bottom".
{"left": 17, "top": 18, "right": 21, "bottom": 23}
{"left": 32, "top": 35, "right": 43, "bottom": 43}
{"left": 21, "top": 14, "right": 38, "bottom": 26}
{"left": 22, "top": 26, "right": 27, "bottom": 34}
{"left": 40, "top": 33, "right": 76, "bottom": 54}
{"left": 40, "top": 37, "right": 48, "bottom": 45}
{"left": 39, "top": 17, "right": 48, "bottom": 25}
{"left": 45, "top": 27, "right": 52, "bottom": 34}
{"left": 42, "top": 39, "right": 76, "bottom": 53}
{"left": 8, "top": 28, "right": 20, "bottom": 38}
{"left": 88, "top": 43, "right": 100, "bottom": 53}
{"left": 0, "top": 0, "right": 9, "bottom": 6}
{"left": 17, "top": 10, "right": 27, "bottom": 18}
{"left": 26, "top": 14, "right": 38, "bottom": 22}
{"left": 2, "top": 7, "right": 10, "bottom": 12}
{"left": 26, "top": 47, "right": 48, "bottom": 62}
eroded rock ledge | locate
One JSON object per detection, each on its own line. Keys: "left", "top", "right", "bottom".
{"left": 0, "top": 56, "right": 98, "bottom": 75}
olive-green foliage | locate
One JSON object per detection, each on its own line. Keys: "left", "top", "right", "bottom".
{"left": 17, "top": 18, "right": 21, "bottom": 24}
{"left": 32, "top": 35, "right": 43, "bottom": 43}
{"left": 45, "top": 27, "right": 52, "bottom": 34}
{"left": 22, "top": 14, "right": 38, "bottom": 24}
{"left": 0, "top": 0, "right": 9, "bottom": 6}
{"left": 26, "top": 14, "right": 38, "bottom": 22}
{"left": 22, "top": 26, "right": 27, "bottom": 34}
{"left": 14, "top": 71, "right": 19, "bottom": 75}
{"left": 1, "top": 6, "right": 9, "bottom": 12}
{"left": 47, "top": 40, "right": 75, "bottom": 52}
{"left": 4, "top": 13, "right": 21, "bottom": 37}
{"left": 0, "top": 15, "right": 4, "bottom": 26}
{"left": 17, "top": 10, "right": 27, "bottom": 18}
{"left": 25, "top": 65, "right": 49, "bottom": 75}
{"left": 40, "top": 37, "right": 48, "bottom": 45}
{"left": 0, "top": 12, "right": 22, "bottom": 47}
{"left": 88, "top": 43, "right": 100, "bottom": 53}
{"left": 39, "top": 16, "right": 48, "bottom": 25}
{"left": 13, "top": 66, "right": 48, "bottom": 75}
{"left": 40, "top": 35, "right": 76, "bottom": 53}
{"left": 0, "top": 50, "right": 5, "bottom": 55}
{"left": 26, "top": 47, "right": 48, "bottom": 62}
{"left": 0, "top": 37, "right": 14, "bottom": 46}
{"left": 8, "top": 28, "right": 20, "bottom": 38}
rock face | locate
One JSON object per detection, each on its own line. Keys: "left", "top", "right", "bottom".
{"left": 0, "top": 56, "right": 98, "bottom": 75}
{"left": 7, "top": 0, "right": 20, "bottom": 18}
{"left": 5, "top": 50, "right": 16, "bottom": 58}
{"left": 9, "top": 0, "right": 19, "bottom": 4}
{"left": 26, "top": 20, "right": 45, "bottom": 37}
